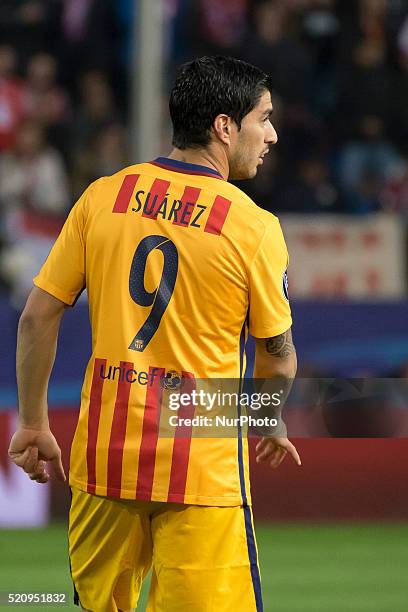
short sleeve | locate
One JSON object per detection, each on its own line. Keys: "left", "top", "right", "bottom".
{"left": 248, "top": 217, "right": 292, "bottom": 338}
{"left": 33, "top": 186, "right": 90, "bottom": 305}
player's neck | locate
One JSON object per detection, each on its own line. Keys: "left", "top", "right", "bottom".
{"left": 167, "top": 147, "right": 229, "bottom": 180}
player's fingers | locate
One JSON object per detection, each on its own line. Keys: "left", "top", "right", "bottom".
{"left": 258, "top": 447, "right": 282, "bottom": 465}
{"left": 29, "top": 473, "right": 48, "bottom": 483}
{"left": 35, "top": 460, "right": 47, "bottom": 475}
{"left": 256, "top": 441, "right": 274, "bottom": 463}
{"left": 256, "top": 451, "right": 268, "bottom": 463}
{"left": 270, "top": 448, "right": 286, "bottom": 469}
{"left": 51, "top": 453, "right": 66, "bottom": 482}
{"left": 29, "top": 471, "right": 49, "bottom": 483}
{"left": 256, "top": 438, "right": 268, "bottom": 452}
{"left": 28, "top": 460, "right": 47, "bottom": 481}
{"left": 9, "top": 446, "right": 31, "bottom": 467}
{"left": 284, "top": 441, "right": 302, "bottom": 466}
{"left": 22, "top": 446, "right": 39, "bottom": 473}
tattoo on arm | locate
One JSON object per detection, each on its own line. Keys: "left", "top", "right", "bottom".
{"left": 265, "top": 329, "right": 294, "bottom": 358}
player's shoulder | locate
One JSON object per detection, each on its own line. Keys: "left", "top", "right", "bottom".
{"left": 88, "top": 164, "right": 145, "bottom": 192}
{"left": 78, "top": 164, "right": 150, "bottom": 208}
{"left": 224, "top": 181, "right": 281, "bottom": 233}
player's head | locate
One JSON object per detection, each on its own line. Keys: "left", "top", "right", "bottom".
{"left": 169, "top": 56, "right": 278, "bottom": 180}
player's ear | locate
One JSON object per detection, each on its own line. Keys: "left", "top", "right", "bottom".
{"left": 213, "top": 114, "right": 233, "bottom": 145}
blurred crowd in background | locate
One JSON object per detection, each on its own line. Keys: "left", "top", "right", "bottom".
{"left": 0, "top": 0, "right": 131, "bottom": 301}
{"left": 174, "top": 0, "right": 408, "bottom": 216}
{"left": 0, "top": 0, "right": 407, "bottom": 303}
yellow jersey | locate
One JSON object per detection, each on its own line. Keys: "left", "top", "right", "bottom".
{"left": 34, "top": 157, "right": 292, "bottom": 506}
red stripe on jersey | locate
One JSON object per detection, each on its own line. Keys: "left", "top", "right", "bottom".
{"left": 86, "top": 358, "right": 106, "bottom": 494}
{"left": 141, "top": 179, "right": 170, "bottom": 220}
{"left": 136, "top": 367, "right": 165, "bottom": 499}
{"left": 106, "top": 361, "right": 133, "bottom": 497}
{"left": 204, "top": 195, "right": 232, "bottom": 235}
{"left": 112, "top": 174, "right": 140, "bottom": 213}
{"left": 172, "top": 186, "right": 201, "bottom": 227}
{"left": 167, "top": 372, "right": 196, "bottom": 502}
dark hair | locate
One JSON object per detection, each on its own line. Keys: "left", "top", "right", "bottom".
{"left": 169, "top": 56, "right": 272, "bottom": 150}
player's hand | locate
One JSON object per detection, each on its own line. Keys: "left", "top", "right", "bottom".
{"left": 8, "top": 427, "right": 66, "bottom": 483}
{"left": 255, "top": 436, "right": 301, "bottom": 468}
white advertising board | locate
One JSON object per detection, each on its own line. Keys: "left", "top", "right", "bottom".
{"left": 280, "top": 214, "right": 406, "bottom": 299}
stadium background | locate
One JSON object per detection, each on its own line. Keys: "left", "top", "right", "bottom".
{"left": 0, "top": 1, "right": 407, "bottom": 610}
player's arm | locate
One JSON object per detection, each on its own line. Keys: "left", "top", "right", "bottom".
{"left": 254, "top": 326, "right": 297, "bottom": 379}
{"left": 247, "top": 215, "right": 300, "bottom": 467}
{"left": 8, "top": 287, "right": 67, "bottom": 483}
{"left": 9, "top": 183, "right": 91, "bottom": 482}
{"left": 253, "top": 327, "right": 301, "bottom": 468}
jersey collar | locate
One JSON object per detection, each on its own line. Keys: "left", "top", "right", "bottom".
{"left": 150, "top": 157, "right": 224, "bottom": 180}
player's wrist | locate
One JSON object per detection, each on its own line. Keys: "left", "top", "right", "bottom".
{"left": 17, "top": 420, "right": 50, "bottom": 432}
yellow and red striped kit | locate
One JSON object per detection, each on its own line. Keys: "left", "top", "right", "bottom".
{"left": 34, "top": 157, "right": 291, "bottom": 506}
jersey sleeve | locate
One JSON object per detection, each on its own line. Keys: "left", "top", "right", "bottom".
{"left": 33, "top": 185, "right": 91, "bottom": 305}
{"left": 248, "top": 217, "right": 292, "bottom": 338}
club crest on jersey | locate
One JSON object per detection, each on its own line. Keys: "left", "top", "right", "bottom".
{"left": 161, "top": 370, "right": 182, "bottom": 390}
{"left": 282, "top": 269, "right": 289, "bottom": 301}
